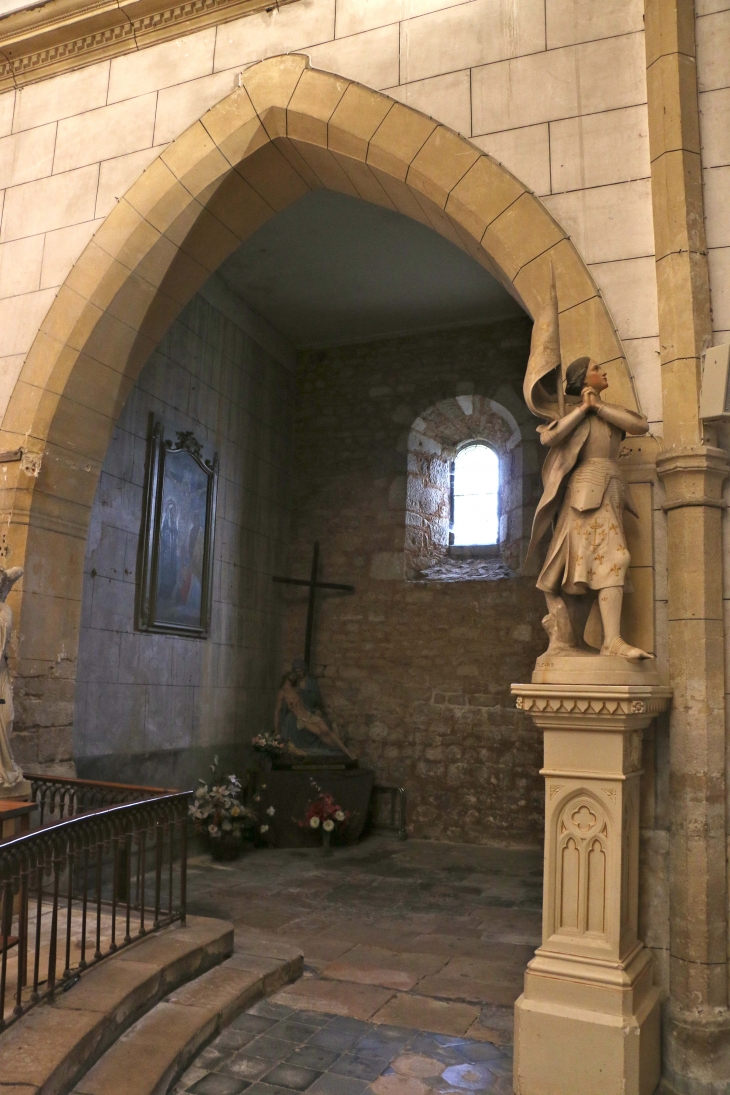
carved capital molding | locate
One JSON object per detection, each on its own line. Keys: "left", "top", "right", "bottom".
{"left": 512, "top": 683, "right": 672, "bottom": 731}
{"left": 0, "top": 0, "right": 301, "bottom": 90}
{"left": 656, "top": 444, "right": 729, "bottom": 512}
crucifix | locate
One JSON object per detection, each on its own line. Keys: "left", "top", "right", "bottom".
{"left": 272, "top": 541, "right": 355, "bottom": 667}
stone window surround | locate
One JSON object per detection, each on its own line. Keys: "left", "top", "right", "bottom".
{"left": 405, "top": 391, "right": 528, "bottom": 578}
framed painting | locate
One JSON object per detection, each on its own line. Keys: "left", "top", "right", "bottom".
{"left": 137, "top": 418, "right": 219, "bottom": 638}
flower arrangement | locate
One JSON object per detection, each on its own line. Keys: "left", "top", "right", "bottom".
{"left": 251, "top": 733, "right": 287, "bottom": 759}
{"left": 189, "top": 757, "right": 256, "bottom": 857}
{"left": 298, "top": 781, "right": 351, "bottom": 850}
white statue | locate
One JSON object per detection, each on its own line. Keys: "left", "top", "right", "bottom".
{"left": 524, "top": 277, "right": 653, "bottom": 662}
{"left": 0, "top": 566, "right": 30, "bottom": 799}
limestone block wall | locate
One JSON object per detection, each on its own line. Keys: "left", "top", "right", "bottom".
{"left": 0, "top": 0, "right": 659, "bottom": 436}
{"left": 698, "top": 0, "right": 730, "bottom": 345}
{"left": 284, "top": 319, "right": 547, "bottom": 846}
{"left": 68, "top": 280, "right": 294, "bottom": 787}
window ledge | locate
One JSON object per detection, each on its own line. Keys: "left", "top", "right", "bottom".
{"left": 413, "top": 554, "right": 514, "bottom": 583}
{"left": 448, "top": 544, "right": 500, "bottom": 559}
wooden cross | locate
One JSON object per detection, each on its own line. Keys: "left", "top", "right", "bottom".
{"left": 272, "top": 541, "right": 355, "bottom": 667}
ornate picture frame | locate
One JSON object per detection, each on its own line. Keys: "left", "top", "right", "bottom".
{"left": 137, "top": 417, "right": 218, "bottom": 638}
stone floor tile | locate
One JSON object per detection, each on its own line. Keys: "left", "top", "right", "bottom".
{"left": 309, "top": 1074, "right": 370, "bottom": 1094}
{"left": 441, "top": 1061, "right": 497, "bottom": 1090}
{"left": 274, "top": 978, "right": 395, "bottom": 1020}
{"left": 249, "top": 1001, "right": 294, "bottom": 1020}
{"left": 306, "top": 1026, "right": 362, "bottom": 1052}
{"left": 465, "top": 1005, "right": 515, "bottom": 1046}
{"left": 280, "top": 1009, "right": 335, "bottom": 1027}
{"left": 388, "top": 1052, "right": 445, "bottom": 1079}
{"left": 324, "top": 946, "right": 448, "bottom": 992}
{"left": 369, "top": 1077, "right": 431, "bottom": 1095}
{"left": 284, "top": 1044, "right": 341, "bottom": 1071}
{"left": 457, "top": 1041, "right": 504, "bottom": 1063}
{"left": 372, "top": 994, "right": 480, "bottom": 1036}
{"left": 328, "top": 1054, "right": 392, "bottom": 1081}
{"left": 218, "top": 1053, "right": 272, "bottom": 1081}
{"left": 187, "top": 1074, "right": 249, "bottom": 1095}
{"left": 245, "top": 1084, "right": 299, "bottom": 1095}
{"left": 213, "top": 1028, "right": 257, "bottom": 1051}
{"left": 243, "top": 1035, "right": 297, "bottom": 1061}
{"left": 416, "top": 976, "right": 520, "bottom": 1008}
{"left": 262, "top": 1062, "right": 322, "bottom": 1090}
{"left": 268, "top": 1020, "right": 322, "bottom": 1043}
{"left": 231, "top": 1014, "right": 279, "bottom": 1035}
{"left": 401, "top": 1034, "right": 468, "bottom": 1067}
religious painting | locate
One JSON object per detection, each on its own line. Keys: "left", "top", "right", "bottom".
{"left": 137, "top": 418, "right": 218, "bottom": 638}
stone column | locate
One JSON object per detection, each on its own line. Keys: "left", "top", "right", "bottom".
{"left": 645, "top": 0, "right": 730, "bottom": 1087}
{"left": 511, "top": 681, "right": 671, "bottom": 1095}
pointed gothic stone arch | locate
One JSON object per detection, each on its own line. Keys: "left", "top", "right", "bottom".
{"left": 0, "top": 52, "right": 640, "bottom": 754}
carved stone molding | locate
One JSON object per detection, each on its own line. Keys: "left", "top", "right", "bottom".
{"left": 0, "top": 0, "right": 301, "bottom": 91}
{"left": 512, "top": 683, "right": 672, "bottom": 731}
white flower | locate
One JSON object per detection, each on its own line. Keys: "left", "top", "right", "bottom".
{"left": 309, "top": 817, "right": 320, "bottom": 829}
{"left": 260, "top": 824, "right": 269, "bottom": 833}
{"left": 323, "top": 819, "right": 334, "bottom": 832}
{"left": 334, "top": 811, "right": 345, "bottom": 822}
{"left": 266, "top": 806, "right": 276, "bottom": 816}
{"left": 208, "top": 824, "right": 219, "bottom": 836}
{"left": 194, "top": 787, "right": 207, "bottom": 799}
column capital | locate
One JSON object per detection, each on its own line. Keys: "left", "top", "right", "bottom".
{"left": 656, "top": 444, "right": 729, "bottom": 510}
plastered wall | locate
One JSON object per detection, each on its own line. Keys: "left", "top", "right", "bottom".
{"left": 69, "top": 280, "right": 294, "bottom": 787}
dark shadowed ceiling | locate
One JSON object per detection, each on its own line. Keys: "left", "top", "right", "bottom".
{"left": 216, "top": 189, "right": 525, "bottom": 349}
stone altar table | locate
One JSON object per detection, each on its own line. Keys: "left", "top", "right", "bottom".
{"left": 510, "top": 676, "right": 671, "bottom": 1095}
{"left": 258, "top": 766, "right": 375, "bottom": 848}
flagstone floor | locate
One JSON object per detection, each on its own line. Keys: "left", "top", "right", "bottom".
{"left": 178, "top": 835, "right": 542, "bottom": 1094}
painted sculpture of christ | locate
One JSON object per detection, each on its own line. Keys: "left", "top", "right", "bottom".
{"left": 524, "top": 278, "right": 652, "bottom": 661}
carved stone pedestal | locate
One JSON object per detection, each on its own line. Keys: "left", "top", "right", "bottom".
{"left": 511, "top": 681, "right": 672, "bottom": 1095}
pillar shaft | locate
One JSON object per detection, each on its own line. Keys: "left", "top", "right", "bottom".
{"left": 645, "top": 0, "right": 730, "bottom": 1087}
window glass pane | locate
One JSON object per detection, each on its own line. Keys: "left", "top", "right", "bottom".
{"left": 452, "top": 443, "right": 499, "bottom": 545}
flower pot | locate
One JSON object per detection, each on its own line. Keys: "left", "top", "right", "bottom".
{"left": 210, "top": 833, "right": 243, "bottom": 861}
{"left": 321, "top": 829, "right": 333, "bottom": 855}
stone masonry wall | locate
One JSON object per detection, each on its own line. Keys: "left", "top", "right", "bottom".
{"left": 283, "top": 318, "right": 547, "bottom": 846}
{"left": 67, "top": 282, "right": 294, "bottom": 788}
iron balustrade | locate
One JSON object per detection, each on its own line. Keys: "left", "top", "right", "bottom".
{"left": 25, "top": 772, "right": 178, "bottom": 826}
{"left": 0, "top": 791, "right": 190, "bottom": 1031}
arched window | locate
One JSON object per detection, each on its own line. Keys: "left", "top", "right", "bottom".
{"left": 450, "top": 442, "right": 500, "bottom": 546}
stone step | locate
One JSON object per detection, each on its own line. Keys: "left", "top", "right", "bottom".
{"left": 0, "top": 917, "right": 299, "bottom": 1095}
{"left": 70, "top": 939, "right": 303, "bottom": 1095}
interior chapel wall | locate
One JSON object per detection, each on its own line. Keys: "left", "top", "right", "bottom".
{"left": 71, "top": 282, "right": 294, "bottom": 789}
{"left": 283, "top": 319, "right": 547, "bottom": 846}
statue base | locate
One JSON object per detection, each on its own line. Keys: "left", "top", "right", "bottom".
{"left": 511, "top": 679, "right": 672, "bottom": 1095}
{"left": 514, "top": 947, "right": 661, "bottom": 1095}
{"left": 0, "top": 778, "right": 31, "bottom": 800}
{"left": 533, "top": 653, "right": 661, "bottom": 687}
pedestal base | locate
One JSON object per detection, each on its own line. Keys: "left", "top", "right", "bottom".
{"left": 0, "top": 778, "right": 31, "bottom": 800}
{"left": 533, "top": 653, "right": 661, "bottom": 686}
{"left": 514, "top": 975, "right": 660, "bottom": 1095}
{"left": 511, "top": 678, "right": 671, "bottom": 1095}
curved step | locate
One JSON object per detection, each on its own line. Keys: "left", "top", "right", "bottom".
{"left": 0, "top": 916, "right": 233, "bottom": 1095}
{"left": 70, "top": 940, "right": 303, "bottom": 1095}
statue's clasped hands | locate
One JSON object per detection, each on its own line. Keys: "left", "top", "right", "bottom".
{"left": 580, "top": 386, "right": 601, "bottom": 413}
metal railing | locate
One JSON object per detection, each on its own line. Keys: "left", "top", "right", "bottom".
{"left": 0, "top": 790, "right": 190, "bottom": 1031}
{"left": 26, "top": 772, "right": 178, "bottom": 826}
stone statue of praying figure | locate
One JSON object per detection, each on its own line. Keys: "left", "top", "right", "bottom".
{"left": 0, "top": 566, "right": 30, "bottom": 798}
{"left": 274, "top": 658, "right": 354, "bottom": 759}
{"left": 524, "top": 280, "right": 652, "bottom": 661}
